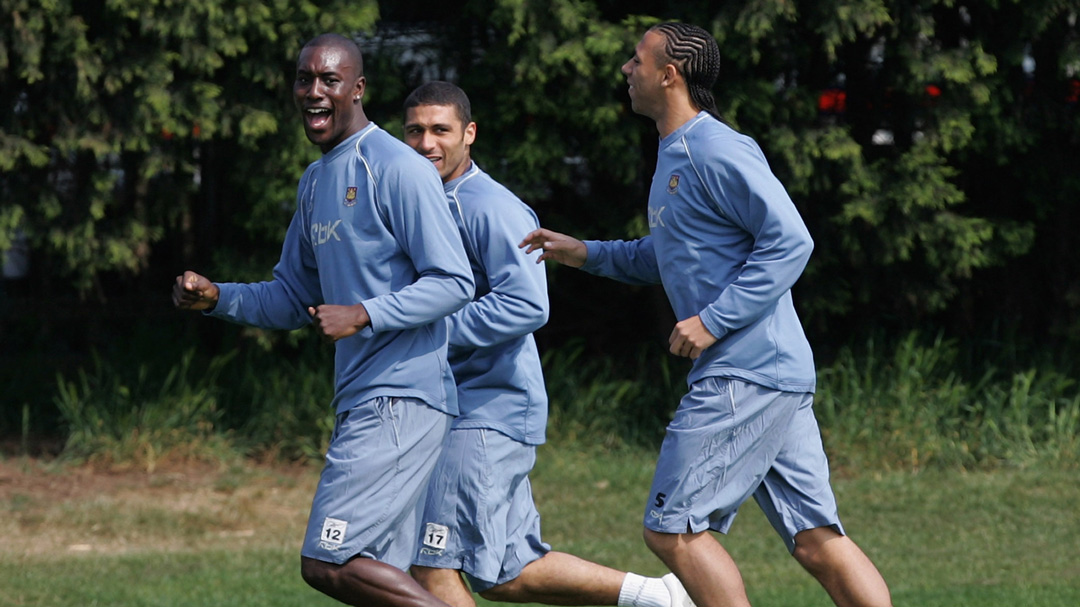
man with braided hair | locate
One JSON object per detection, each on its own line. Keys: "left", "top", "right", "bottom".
{"left": 521, "top": 22, "right": 892, "bottom": 607}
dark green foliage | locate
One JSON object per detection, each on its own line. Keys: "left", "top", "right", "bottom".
{"left": 2, "top": 1, "right": 1076, "bottom": 334}
{"left": 53, "top": 349, "right": 235, "bottom": 468}
{"left": 226, "top": 332, "right": 336, "bottom": 461}
{"left": 542, "top": 342, "right": 683, "bottom": 449}
{"left": 0, "top": 0, "right": 378, "bottom": 298}
{"left": 815, "top": 331, "right": 1080, "bottom": 471}
{"left": 35, "top": 329, "right": 1080, "bottom": 471}
{"left": 2, "top": 1, "right": 1079, "bottom": 459}
{"left": 3, "top": 0, "right": 1077, "bottom": 338}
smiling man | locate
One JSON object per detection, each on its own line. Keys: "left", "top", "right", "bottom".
{"left": 401, "top": 81, "right": 694, "bottom": 607}
{"left": 521, "top": 22, "right": 892, "bottom": 607}
{"left": 172, "top": 35, "right": 473, "bottom": 607}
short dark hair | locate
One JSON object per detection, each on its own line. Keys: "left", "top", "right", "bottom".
{"left": 301, "top": 33, "right": 364, "bottom": 77}
{"left": 648, "top": 22, "right": 721, "bottom": 121}
{"left": 403, "top": 81, "right": 472, "bottom": 125}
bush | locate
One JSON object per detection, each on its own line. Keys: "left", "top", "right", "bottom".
{"left": 815, "top": 332, "right": 1080, "bottom": 471}
{"left": 542, "top": 343, "right": 682, "bottom": 450}
{"left": 37, "top": 329, "right": 1080, "bottom": 472}
{"left": 53, "top": 350, "right": 236, "bottom": 471}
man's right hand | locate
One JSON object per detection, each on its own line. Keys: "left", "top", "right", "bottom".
{"left": 519, "top": 228, "right": 588, "bottom": 268}
{"left": 173, "top": 271, "right": 220, "bottom": 311}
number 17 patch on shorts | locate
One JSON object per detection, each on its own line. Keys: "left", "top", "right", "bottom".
{"left": 421, "top": 522, "right": 449, "bottom": 555}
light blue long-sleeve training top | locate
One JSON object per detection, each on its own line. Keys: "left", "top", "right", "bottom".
{"left": 208, "top": 124, "right": 475, "bottom": 415}
{"left": 443, "top": 163, "right": 549, "bottom": 445}
{"left": 582, "top": 112, "right": 816, "bottom": 393}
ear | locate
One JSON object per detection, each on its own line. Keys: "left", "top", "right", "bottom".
{"left": 353, "top": 77, "right": 367, "bottom": 103}
{"left": 463, "top": 121, "right": 477, "bottom": 146}
{"left": 661, "top": 63, "right": 680, "bottom": 88}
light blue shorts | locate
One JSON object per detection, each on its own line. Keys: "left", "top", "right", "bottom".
{"left": 301, "top": 396, "right": 451, "bottom": 570}
{"left": 412, "top": 428, "right": 551, "bottom": 592}
{"left": 645, "top": 377, "right": 844, "bottom": 552}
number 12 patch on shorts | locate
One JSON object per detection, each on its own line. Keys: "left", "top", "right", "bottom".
{"left": 320, "top": 517, "right": 348, "bottom": 550}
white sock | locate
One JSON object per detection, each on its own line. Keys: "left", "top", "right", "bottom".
{"left": 617, "top": 572, "right": 673, "bottom": 607}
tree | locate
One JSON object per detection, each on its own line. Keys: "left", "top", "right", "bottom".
{"left": 0, "top": 0, "right": 379, "bottom": 300}
{"left": 685, "top": 0, "right": 1065, "bottom": 343}
{"left": 0, "top": 0, "right": 379, "bottom": 434}
{"left": 3, "top": 0, "right": 1078, "bottom": 368}
{"left": 365, "top": 1, "right": 675, "bottom": 351}
{"left": 371, "top": 1, "right": 1076, "bottom": 349}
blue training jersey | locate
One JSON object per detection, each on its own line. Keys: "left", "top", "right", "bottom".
{"left": 209, "top": 124, "right": 475, "bottom": 414}
{"left": 443, "top": 163, "right": 549, "bottom": 445}
{"left": 582, "top": 112, "right": 816, "bottom": 393}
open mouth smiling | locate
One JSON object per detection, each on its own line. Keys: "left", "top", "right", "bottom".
{"left": 305, "top": 107, "right": 332, "bottom": 129}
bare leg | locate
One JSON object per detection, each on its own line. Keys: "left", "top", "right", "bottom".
{"left": 792, "top": 528, "right": 892, "bottom": 607}
{"left": 412, "top": 565, "right": 477, "bottom": 607}
{"left": 643, "top": 528, "right": 751, "bottom": 607}
{"left": 301, "top": 556, "right": 452, "bottom": 607}
{"left": 478, "top": 551, "right": 625, "bottom": 605}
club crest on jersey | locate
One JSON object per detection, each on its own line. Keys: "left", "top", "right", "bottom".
{"left": 666, "top": 174, "right": 680, "bottom": 194}
{"left": 343, "top": 186, "right": 358, "bottom": 206}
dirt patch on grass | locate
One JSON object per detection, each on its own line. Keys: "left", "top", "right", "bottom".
{"left": 0, "top": 455, "right": 321, "bottom": 559}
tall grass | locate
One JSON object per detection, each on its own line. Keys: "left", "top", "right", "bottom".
{"left": 53, "top": 349, "right": 236, "bottom": 470}
{"left": 541, "top": 342, "right": 681, "bottom": 449}
{"left": 227, "top": 336, "right": 336, "bottom": 461}
{"left": 815, "top": 332, "right": 1080, "bottom": 471}
{"left": 43, "top": 330, "right": 1080, "bottom": 471}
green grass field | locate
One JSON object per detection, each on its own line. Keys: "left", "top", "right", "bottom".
{"left": 2, "top": 444, "right": 1077, "bottom": 607}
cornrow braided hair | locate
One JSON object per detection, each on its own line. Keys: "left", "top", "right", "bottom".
{"left": 649, "top": 22, "right": 722, "bottom": 121}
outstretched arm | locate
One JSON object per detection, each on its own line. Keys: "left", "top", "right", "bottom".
{"left": 527, "top": 227, "right": 714, "bottom": 360}
{"left": 522, "top": 228, "right": 662, "bottom": 286}
{"left": 519, "top": 228, "right": 588, "bottom": 268}
{"left": 176, "top": 209, "right": 323, "bottom": 331}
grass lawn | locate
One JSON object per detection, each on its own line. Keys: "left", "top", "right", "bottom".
{"left": 1, "top": 445, "right": 1077, "bottom": 606}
